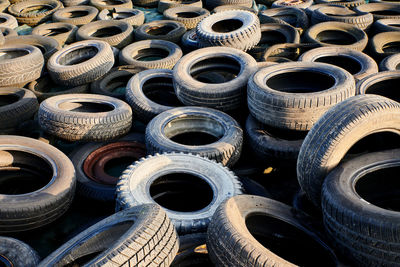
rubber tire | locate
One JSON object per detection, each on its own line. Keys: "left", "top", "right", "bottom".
{"left": 145, "top": 106, "right": 243, "bottom": 166}
{"left": 369, "top": 31, "right": 400, "bottom": 61}
{"left": 173, "top": 47, "right": 257, "bottom": 112}
{"left": 47, "top": 40, "right": 114, "bottom": 87}
{"left": 52, "top": 5, "right": 99, "bottom": 26}
{"left": 373, "top": 18, "right": 400, "bottom": 33}
{"left": 205, "top": 0, "right": 252, "bottom": 10}
{"left": 90, "top": 0, "right": 132, "bottom": 10}
{"left": 315, "top": 0, "right": 365, "bottom": 8}
{"left": 259, "top": 7, "right": 309, "bottom": 30}
{"left": 4, "top": 35, "right": 60, "bottom": 61}
{"left": 164, "top": 6, "right": 210, "bottom": 30}
{"left": 180, "top": 28, "right": 199, "bottom": 52}
{"left": 0, "top": 0, "right": 9, "bottom": 11}
{"left": 158, "top": 0, "right": 202, "bottom": 13}
{"left": 354, "top": 3, "right": 400, "bottom": 21}
{"left": 134, "top": 20, "right": 187, "bottom": 43}
{"left": 76, "top": 20, "right": 133, "bottom": 49}
{"left": 171, "top": 233, "right": 211, "bottom": 267}
{"left": 0, "top": 30, "right": 3, "bottom": 45}
{"left": 297, "top": 94, "right": 400, "bottom": 207}
{"left": 0, "top": 26, "right": 17, "bottom": 37}
{"left": 356, "top": 71, "right": 400, "bottom": 103}
{"left": 212, "top": 5, "right": 258, "bottom": 14}
{"left": 196, "top": 10, "right": 261, "bottom": 51}
{"left": 322, "top": 149, "right": 400, "bottom": 266}
{"left": 0, "top": 12, "right": 18, "bottom": 28}
{"left": 298, "top": 46, "right": 378, "bottom": 81}
{"left": 32, "top": 22, "right": 78, "bottom": 46}
{"left": 272, "top": 0, "right": 313, "bottom": 9}
{"left": 248, "top": 61, "right": 356, "bottom": 131}
{"left": 116, "top": 153, "right": 243, "bottom": 234}
{"left": 119, "top": 39, "right": 183, "bottom": 69}
{"left": 61, "top": 0, "right": 88, "bottom": 6}
{"left": 0, "top": 135, "right": 75, "bottom": 232}
{"left": 97, "top": 7, "right": 145, "bottom": 27}
{"left": 38, "top": 204, "right": 179, "bottom": 266}
{"left": 39, "top": 93, "right": 132, "bottom": 141}
{"left": 8, "top": 0, "right": 63, "bottom": 26}
{"left": 0, "top": 237, "right": 40, "bottom": 267}
{"left": 380, "top": 53, "right": 400, "bottom": 71}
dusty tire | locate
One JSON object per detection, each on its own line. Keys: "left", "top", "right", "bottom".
{"left": 0, "top": 237, "right": 40, "bottom": 267}
{"left": 32, "top": 22, "right": 78, "bottom": 46}
{"left": 8, "top": 0, "right": 63, "bottom": 26}
{"left": 135, "top": 20, "right": 187, "bottom": 43}
{"left": 39, "top": 93, "right": 132, "bottom": 141}
{"left": 314, "top": 0, "right": 365, "bottom": 8}
{"left": 90, "top": 0, "right": 132, "bottom": 10}
{"left": 4, "top": 35, "right": 60, "bottom": 61}
{"left": 38, "top": 204, "right": 179, "bottom": 267}
{"left": 145, "top": 106, "right": 243, "bottom": 166}
{"left": 212, "top": 5, "right": 257, "bottom": 14}
{"left": 116, "top": 153, "right": 243, "bottom": 234}
{"left": 373, "top": 18, "right": 400, "bottom": 33}
{"left": 369, "top": 31, "right": 400, "bottom": 61}
{"left": 0, "top": 0, "right": 9, "bottom": 11}
{"left": 158, "top": 0, "right": 202, "bottom": 13}
{"left": 47, "top": 40, "right": 114, "bottom": 87}
{"left": 205, "top": 0, "right": 252, "bottom": 10}
{"left": 259, "top": 7, "right": 309, "bottom": 30}
{"left": 52, "top": 5, "right": 98, "bottom": 26}
{"left": 380, "top": 53, "right": 400, "bottom": 71}
{"left": 354, "top": 3, "right": 400, "bottom": 21}
{"left": 164, "top": 6, "right": 210, "bottom": 30}
{"left": 356, "top": 71, "right": 400, "bottom": 103}
{"left": 0, "top": 12, "right": 18, "bottom": 28}
{"left": 297, "top": 94, "right": 400, "bottom": 207}
{"left": 97, "top": 7, "right": 145, "bottom": 27}
{"left": 272, "top": 0, "right": 313, "bottom": 9}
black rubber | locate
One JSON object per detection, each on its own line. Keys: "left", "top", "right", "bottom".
{"left": 369, "top": 31, "right": 400, "bottom": 61}
{"left": 380, "top": 53, "right": 400, "bottom": 71}
{"left": 0, "top": 237, "right": 40, "bottom": 267}
{"left": 259, "top": 7, "right": 309, "bottom": 30}
{"left": 356, "top": 71, "right": 400, "bottom": 103}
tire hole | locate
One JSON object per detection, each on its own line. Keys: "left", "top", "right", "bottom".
{"left": 371, "top": 10, "right": 400, "bottom": 16}
{"left": 133, "top": 48, "right": 170, "bottom": 61}
{"left": 103, "top": 156, "right": 134, "bottom": 178}
{"left": 315, "top": 55, "right": 362, "bottom": 75}
{"left": 58, "top": 46, "right": 98, "bottom": 65}
{"left": 0, "top": 49, "right": 30, "bottom": 61}
{"left": 259, "top": 30, "right": 287, "bottom": 47}
{"left": 21, "top": 4, "right": 53, "bottom": 14}
{"left": 0, "top": 94, "right": 20, "bottom": 107}
{"left": 382, "top": 41, "right": 400, "bottom": 53}
{"left": 146, "top": 25, "right": 175, "bottom": 35}
{"left": 62, "top": 11, "right": 89, "bottom": 18}
{"left": 362, "top": 77, "right": 400, "bottom": 102}
{"left": 315, "top": 30, "right": 358, "bottom": 45}
{"left": 176, "top": 12, "right": 200, "bottom": 18}
{"left": 190, "top": 56, "right": 241, "bottom": 83}
{"left": 346, "top": 132, "right": 400, "bottom": 157}
{"left": 211, "top": 19, "right": 243, "bottom": 33}
{"left": 58, "top": 101, "right": 114, "bottom": 112}
{"left": 90, "top": 26, "right": 123, "bottom": 38}
{"left": 142, "top": 76, "right": 181, "bottom": 106}
{"left": 41, "top": 27, "right": 70, "bottom": 36}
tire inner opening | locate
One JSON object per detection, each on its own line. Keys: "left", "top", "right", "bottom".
{"left": 90, "top": 26, "right": 123, "bottom": 37}
{"left": 98, "top": 0, "right": 125, "bottom": 5}
{"left": 386, "top": 23, "right": 400, "bottom": 28}
{"left": 0, "top": 18, "right": 6, "bottom": 23}
{"left": 108, "top": 11, "right": 135, "bottom": 19}
{"left": 103, "top": 157, "right": 134, "bottom": 178}
{"left": 0, "top": 150, "right": 53, "bottom": 195}
{"left": 146, "top": 25, "right": 175, "bottom": 35}
{"left": 355, "top": 166, "right": 400, "bottom": 211}
{"left": 0, "top": 255, "right": 12, "bottom": 267}
{"left": 245, "top": 214, "right": 337, "bottom": 267}
{"left": 382, "top": 41, "right": 400, "bottom": 53}
{"left": 266, "top": 70, "right": 335, "bottom": 93}
{"left": 0, "top": 49, "right": 29, "bottom": 61}
{"left": 346, "top": 132, "right": 400, "bottom": 157}
{"left": 211, "top": 19, "right": 243, "bottom": 33}
{"left": 315, "top": 55, "right": 362, "bottom": 75}
{"left": 21, "top": 4, "right": 53, "bottom": 14}
{"left": 363, "top": 77, "right": 400, "bottom": 103}
{"left": 190, "top": 57, "right": 241, "bottom": 84}
{"left": 315, "top": 30, "right": 358, "bottom": 45}
{"left": 176, "top": 12, "right": 200, "bottom": 18}
{"left": 164, "top": 116, "right": 225, "bottom": 146}
{"left": 256, "top": 121, "right": 308, "bottom": 139}
{"left": 371, "top": 10, "right": 400, "bottom": 16}
{"left": 41, "top": 26, "right": 70, "bottom": 36}
{"left": 58, "top": 46, "right": 98, "bottom": 65}
{"left": 0, "top": 94, "right": 20, "bottom": 107}
{"left": 132, "top": 48, "right": 170, "bottom": 61}
{"left": 259, "top": 30, "right": 287, "bottom": 47}
{"left": 62, "top": 11, "right": 89, "bottom": 18}
{"left": 105, "top": 73, "right": 132, "bottom": 94}
{"left": 59, "top": 221, "right": 134, "bottom": 266}
{"left": 150, "top": 173, "right": 213, "bottom": 212}
{"left": 142, "top": 76, "right": 181, "bottom": 106}
{"left": 58, "top": 101, "right": 115, "bottom": 112}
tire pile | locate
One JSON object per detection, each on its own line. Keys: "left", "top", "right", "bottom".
{"left": 0, "top": 0, "right": 400, "bottom": 265}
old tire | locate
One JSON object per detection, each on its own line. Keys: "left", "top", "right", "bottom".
{"left": 356, "top": 71, "right": 400, "bottom": 103}
{"left": 380, "top": 53, "right": 400, "bottom": 71}
{"left": 97, "top": 7, "right": 145, "bottom": 27}
{"left": 8, "top": 0, "right": 63, "bottom": 26}
{"left": 0, "top": 12, "right": 18, "bottom": 28}
{"left": 134, "top": 20, "right": 186, "bottom": 43}
{"left": 52, "top": 5, "right": 98, "bottom": 26}
{"left": 4, "top": 35, "right": 60, "bottom": 61}
{"left": 0, "top": 237, "right": 40, "bottom": 267}
{"left": 163, "top": 6, "right": 210, "bottom": 30}
{"left": 32, "top": 22, "right": 78, "bottom": 46}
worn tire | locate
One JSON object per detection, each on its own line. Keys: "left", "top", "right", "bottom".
{"left": 0, "top": 12, "right": 18, "bottom": 28}
{"left": 354, "top": 3, "right": 400, "bottom": 21}
{"left": 380, "top": 53, "right": 400, "bottom": 71}
{"left": 97, "top": 7, "right": 145, "bottom": 27}
{"left": 158, "top": 0, "right": 202, "bottom": 13}
{"left": 8, "top": 0, "right": 63, "bottom": 26}
{"left": 52, "top": 5, "right": 98, "bottom": 26}
{"left": 205, "top": 0, "right": 252, "bottom": 10}
{"left": 259, "top": 7, "right": 309, "bottom": 30}
{"left": 135, "top": 20, "right": 186, "bottom": 43}
{"left": 212, "top": 5, "right": 257, "bottom": 14}
{"left": 0, "top": 26, "right": 17, "bottom": 37}
{"left": 315, "top": 0, "right": 365, "bottom": 8}
{"left": 181, "top": 28, "right": 199, "bottom": 52}
{"left": 90, "top": 0, "right": 132, "bottom": 10}
{"left": 4, "top": 35, "right": 60, "bottom": 61}
{"left": 0, "top": 0, "right": 9, "bottom": 11}
{"left": 0, "top": 237, "right": 40, "bottom": 267}
{"left": 32, "top": 22, "right": 78, "bottom": 46}
{"left": 369, "top": 31, "right": 400, "bottom": 60}
{"left": 356, "top": 71, "right": 400, "bottom": 103}
{"left": 373, "top": 18, "right": 400, "bottom": 33}
{"left": 272, "top": 0, "right": 313, "bottom": 9}
{"left": 164, "top": 6, "right": 210, "bottom": 30}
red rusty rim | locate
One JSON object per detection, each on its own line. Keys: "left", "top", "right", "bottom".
{"left": 83, "top": 141, "right": 146, "bottom": 185}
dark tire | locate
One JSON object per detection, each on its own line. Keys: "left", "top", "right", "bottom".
{"left": 304, "top": 21, "right": 368, "bottom": 51}
{"left": 315, "top": 0, "right": 365, "bottom": 8}
{"left": 212, "top": 5, "right": 257, "bottom": 14}
{"left": 119, "top": 39, "right": 183, "bottom": 69}
{"left": 52, "top": 5, "right": 98, "bottom": 26}
{"left": 158, "top": 0, "right": 202, "bottom": 13}
{"left": 171, "top": 233, "right": 211, "bottom": 267}
{"left": 32, "top": 22, "right": 78, "bottom": 46}
{"left": 163, "top": 6, "right": 210, "bottom": 30}
{"left": 262, "top": 42, "right": 321, "bottom": 61}
{"left": 38, "top": 204, "right": 179, "bottom": 266}
{"left": 380, "top": 53, "right": 400, "bottom": 71}
{"left": 145, "top": 106, "right": 243, "bottom": 166}
{"left": 0, "top": 12, "right": 18, "bottom": 28}
{"left": 356, "top": 71, "right": 400, "bottom": 103}
{"left": 0, "top": 26, "right": 17, "bottom": 37}
{"left": 293, "top": 190, "right": 322, "bottom": 219}
{"left": 0, "top": 237, "right": 40, "bottom": 267}
{"left": 0, "top": 135, "right": 75, "bottom": 232}
{"left": 90, "top": 0, "right": 132, "bottom": 10}
{"left": 369, "top": 31, "right": 400, "bottom": 61}
{"left": 97, "top": 7, "right": 145, "bottom": 27}
{"left": 322, "top": 149, "right": 400, "bottom": 266}
{"left": 305, "top": 3, "right": 346, "bottom": 17}
{"left": 196, "top": 10, "right": 261, "bottom": 51}
{"left": 8, "top": 0, "right": 63, "bottom": 26}
{"left": 116, "top": 153, "right": 243, "bottom": 234}
{"left": 272, "top": 0, "right": 313, "bottom": 9}
{"left": 0, "top": 44, "right": 44, "bottom": 87}
{"left": 248, "top": 61, "right": 356, "bottom": 131}
{"left": 354, "top": 2, "right": 400, "bottom": 21}
{"left": 180, "top": 28, "right": 199, "bottom": 52}
{"left": 173, "top": 47, "right": 257, "bottom": 112}
{"left": 298, "top": 46, "right": 378, "bottom": 81}
{"left": 373, "top": 18, "right": 400, "bottom": 33}
{"left": 135, "top": 20, "right": 186, "bottom": 43}
{"left": 4, "top": 35, "right": 60, "bottom": 61}
{"left": 297, "top": 94, "right": 400, "bottom": 207}
{"left": 259, "top": 7, "right": 309, "bottom": 30}
{"left": 134, "top": 0, "right": 158, "bottom": 8}
{"left": 39, "top": 93, "right": 132, "bottom": 141}
{"left": 47, "top": 40, "right": 114, "bottom": 87}
{"left": 205, "top": 0, "right": 252, "bottom": 10}
{"left": 207, "top": 195, "right": 339, "bottom": 267}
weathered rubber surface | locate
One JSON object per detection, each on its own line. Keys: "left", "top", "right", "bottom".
{"left": 61, "top": 0, "right": 88, "bottom": 6}
{"left": 164, "top": 6, "right": 210, "bottom": 30}
{"left": 47, "top": 40, "right": 114, "bottom": 87}
{"left": 196, "top": 10, "right": 261, "bottom": 51}
{"left": 39, "top": 204, "right": 179, "bottom": 267}
{"left": 380, "top": 53, "right": 400, "bottom": 71}
{"left": 135, "top": 20, "right": 186, "bottom": 43}
{"left": 116, "top": 153, "right": 243, "bottom": 234}
{"left": 259, "top": 7, "right": 309, "bottom": 30}
{"left": 158, "top": 0, "right": 202, "bottom": 13}
{"left": 369, "top": 31, "right": 400, "bottom": 60}
{"left": 205, "top": 0, "right": 252, "bottom": 10}
{"left": 0, "top": 0, "right": 9, "bottom": 12}
{"left": 0, "top": 136, "right": 76, "bottom": 232}
{"left": 0, "top": 88, "right": 38, "bottom": 131}
{"left": 8, "top": 0, "right": 63, "bottom": 26}
{"left": 4, "top": 35, "right": 60, "bottom": 61}
{"left": 32, "top": 22, "right": 77, "bottom": 46}
{"left": 97, "top": 7, "right": 145, "bottom": 27}
{"left": 76, "top": 20, "right": 133, "bottom": 49}
{"left": 90, "top": 0, "right": 132, "bottom": 10}
{"left": 52, "top": 5, "right": 98, "bottom": 26}
{"left": 373, "top": 18, "right": 400, "bottom": 33}
{"left": 145, "top": 106, "right": 243, "bottom": 166}
{"left": 171, "top": 233, "right": 211, "bottom": 267}
{"left": 39, "top": 93, "right": 132, "bottom": 141}
{"left": 248, "top": 61, "right": 356, "bottom": 131}
{"left": 354, "top": 2, "right": 400, "bottom": 21}
{"left": 272, "top": 0, "right": 313, "bottom": 9}
{"left": 299, "top": 46, "right": 378, "bottom": 81}
{"left": 119, "top": 39, "right": 183, "bottom": 69}
{"left": 0, "top": 12, "right": 18, "bottom": 28}
{"left": 315, "top": 0, "right": 365, "bottom": 8}
{"left": 356, "top": 71, "right": 400, "bottom": 103}
{"left": 297, "top": 94, "right": 400, "bottom": 207}
{"left": 207, "top": 195, "right": 339, "bottom": 267}
{"left": 0, "top": 237, "right": 40, "bottom": 267}
{"left": 212, "top": 5, "right": 257, "bottom": 14}
{"left": 173, "top": 47, "right": 257, "bottom": 112}
{"left": 0, "top": 44, "right": 44, "bottom": 87}
{"left": 0, "top": 26, "right": 17, "bottom": 37}
{"left": 322, "top": 149, "right": 400, "bottom": 266}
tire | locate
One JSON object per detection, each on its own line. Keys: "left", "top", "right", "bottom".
{"left": 47, "top": 40, "right": 114, "bottom": 87}
{"left": 293, "top": 189, "right": 322, "bottom": 219}
{"left": 354, "top": 3, "right": 400, "bottom": 21}
{"left": 259, "top": 7, "right": 309, "bottom": 30}
{"left": 126, "top": 68, "right": 183, "bottom": 122}
{"left": 207, "top": 195, "right": 340, "bottom": 267}
{"left": 196, "top": 10, "right": 261, "bottom": 51}
{"left": 321, "top": 149, "right": 400, "bottom": 266}
{"left": 297, "top": 94, "right": 400, "bottom": 207}
{"left": 164, "top": 6, "right": 210, "bottom": 30}
{"left": 4, "top": 35, "right": 60, "bottom": 61}
{"left": 116, "top": 153, "right": 243, "bottom": 234}
{"left": 32, "top": 22, "right": 78, "bottom": 46}
{"left": 171, "top": 233, "right": 211, "bottom": 267}
{"left": 369, "top": 31, "right": 400, "bottom": 61}
{"left": 173, "top": 47, "right": 257, "bottom": 112}
{"left": 76, "top": 20, "right": 133, "bottom": 49}
{"left": 212, "top": 5, "right": 257, "bottom": 14}
{"left": 90, "top": 0, "right": 132, "bottom": 10}
{"left": 158, "top": 0, "right": 202, "bottom": 13}
{"left": 380, "top": 53, "right": 400, "bottom": 71}
{"left": 0, "top": 30, "right": 3, "bottom": 45}
{"left": 70, "top": 134, "right": 146, "bottom": 202}
{"left": 315, "top": 0, "right": 365, "bottom": 8}
{"left": 0, "top": 12, "right": 18, "bottom": 28}
{"left": 0, "top": 26, "right": 18, "bottom": 37}
{"left": 145, "top": 106, "right": 243, "bottom": 166}
{"left": 135, "top": 20, "right": 186, "bottom": 43}
{"left": 305, "top": 3, "right": 346, "bottom": 17}
{"left": 97, "top": 7, "right": 145, "bottom": 27}
{"left": 0, "top": 44, "right": 44, "bottom": 88}
{"left": 261, "top": 42, "right": 321, "bottom": 61}
{"left": 304, "top": 21, "right": 368, "bottom": 51}
{"left": 248, "top": 61, "right": 356, "bottom": 131}
{"left": 8, "top": 0, "right": 63, "bottom": 26}
{"left": 38, "top": 204, "right": 179, "bottom": 267}
{"left": 0, "top": 88, "right": 39, "bottom": 132}
{"left": 356, "top": 71, "right": 400, "bottom": 103}
{"left": 373, "top": 18, "right": 400, "bottom": 33}
{"left": 52, "top": 5, "right": 98, "bottom": 26}
{"left": 0, "top": 0, "right": 9, "bottom": 12}
{"left": 119, "top": 39, "right": 183, "bottom": 69}
{"left": 0, "top": 135, "right": 75, "bottom": 232}
{"left": 205, "top": 0, "right": 252, "bottom": 10}
{"left": 0, "top": 237, "right": 40, "bottom": 267}
{"left": 181, "top": 28, "right": 199, "bottom": 52}
{"left": 61, "top": 0, "right": 88, "bottom": 6}
{"left": 272, "top": 0, "right": 313, "bottom": 9}
{"left": 298, "top": 46, "right": 378, "bottom": 81}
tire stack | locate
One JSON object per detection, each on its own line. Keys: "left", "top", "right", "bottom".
{"left": 0, "top": 0, "right": 399, "bottom": 265}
